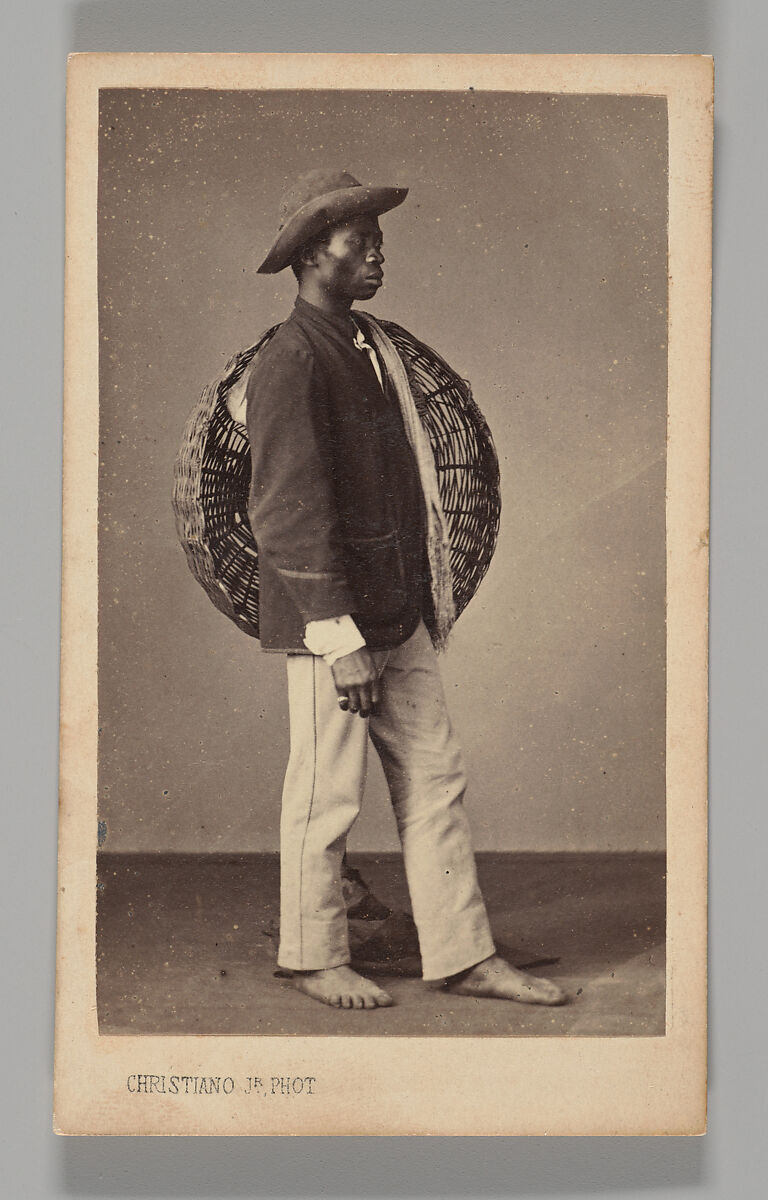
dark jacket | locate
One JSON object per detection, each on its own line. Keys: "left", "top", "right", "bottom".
{"left": 245, "top": 296, "right": 428, "bottom": 652}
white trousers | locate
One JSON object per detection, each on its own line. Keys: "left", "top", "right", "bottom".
{"left": 278, "top": 620, "right": 496, "bottom": 980}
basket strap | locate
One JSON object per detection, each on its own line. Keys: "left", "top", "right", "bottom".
{"left": 361, "top": 315, "right": 456, "bottom": 650}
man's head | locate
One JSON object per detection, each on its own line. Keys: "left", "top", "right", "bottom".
{"left": 290, "top": 214, "right": 385, "bottom": 306}
{"left": 257, "top": 168, "right": 406, "bottom": 277}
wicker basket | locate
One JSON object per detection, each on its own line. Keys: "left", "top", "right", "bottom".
{"left": 172, "top": 319, "right": 501, "bottom": 640}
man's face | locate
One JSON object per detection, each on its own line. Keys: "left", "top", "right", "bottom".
{"left": 311, "top": 215, "right": 385, "bottom": 303}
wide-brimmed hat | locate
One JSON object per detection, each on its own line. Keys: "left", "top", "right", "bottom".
{"left": 257, "top": 168, "right": 408, "bottom": 274}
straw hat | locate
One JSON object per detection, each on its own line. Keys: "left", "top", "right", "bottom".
{"left": 257, "top": 168, "right": 408, "bottom": 274}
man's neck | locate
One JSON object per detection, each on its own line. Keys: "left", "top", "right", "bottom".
{"left": 297, "top": 280, "right": 353, "bottom": 318}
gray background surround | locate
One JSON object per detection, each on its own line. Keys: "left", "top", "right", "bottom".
{"left": 3, "top": 0, "right": 767, "bottom": 1196}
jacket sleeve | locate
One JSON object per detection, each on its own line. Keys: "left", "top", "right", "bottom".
{"left": 244, "top": 337, "right": 356, "bottom": 625}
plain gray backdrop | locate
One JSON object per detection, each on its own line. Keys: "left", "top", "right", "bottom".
{"left": 97, "top": 86, "right": 667, "bottom": 856}
{"left": 2, "top": 0, "right": 766, "bottom": 1196}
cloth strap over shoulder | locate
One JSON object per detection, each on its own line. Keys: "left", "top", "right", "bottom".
{"left": 361, "top": 314, "right": 456, "bottom": 650}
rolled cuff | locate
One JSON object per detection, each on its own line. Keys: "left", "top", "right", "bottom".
{"left": 303, "top": 615, "right": 366, "bottom": 664}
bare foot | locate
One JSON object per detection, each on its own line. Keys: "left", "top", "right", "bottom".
{"left": 445, "top": 954, "right": 567, "bottom": 1006}
{"left": 292, "top": 964, "right": 395, "bottom": 1010}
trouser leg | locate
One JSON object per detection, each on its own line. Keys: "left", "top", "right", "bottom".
{"left": 369, "top": 621, "right": 496, "bottom": 980}
{"left": 277, "top": 653, "right": 370, "bottom": 971}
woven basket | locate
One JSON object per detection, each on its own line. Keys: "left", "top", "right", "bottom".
{"left": 172, "top": 319, "right": 501, "bottom": 640}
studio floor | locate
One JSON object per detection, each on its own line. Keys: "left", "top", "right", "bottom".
{"left": 96, "top": 851, "right": 665, "bottom": 1038}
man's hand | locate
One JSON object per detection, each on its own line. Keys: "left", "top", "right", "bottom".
{"left": 331, "top": 647, "right": 380, "bottom": 718}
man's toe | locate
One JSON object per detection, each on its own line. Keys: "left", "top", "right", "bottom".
{"left": 531, "top": 979, "right": 566, "bottom": 1005}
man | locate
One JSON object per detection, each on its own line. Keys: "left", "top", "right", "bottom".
{"left": 246, "top": 168, "right": 566, "bottom": 1011}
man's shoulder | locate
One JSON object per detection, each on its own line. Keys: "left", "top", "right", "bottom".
{"left": 260, "top": 313, "right": 314, "bottom": 360}
{"left": 245, "top": 314, "right": 315, "bottom": 385}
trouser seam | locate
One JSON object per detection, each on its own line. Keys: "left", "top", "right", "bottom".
{"left": 295, "top": 655, "right": 319, "bottom": 967}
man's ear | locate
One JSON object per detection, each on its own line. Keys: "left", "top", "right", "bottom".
{"left": 299, "top": 242, "right": 322, "bottom": 271}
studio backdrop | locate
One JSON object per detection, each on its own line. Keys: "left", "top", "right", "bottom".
{"left": 97, "top": 88, "right": 667, "bottom": 854}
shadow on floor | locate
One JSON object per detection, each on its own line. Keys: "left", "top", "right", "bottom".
{"left": 96, "top": 851, "right": 665, "bottom": 1037}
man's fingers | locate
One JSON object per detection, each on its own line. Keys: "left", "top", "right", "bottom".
{"left": 336, "top": 675, "right": 379, "bottom": 719}
{"left": 358, "top": 683, "right": 374, "bottom": 718}
{"left": 358, "top": 681, "right": 380, "bottom": 719}
{"left": 339, "top": 683, "right": 378, "bottom": 718}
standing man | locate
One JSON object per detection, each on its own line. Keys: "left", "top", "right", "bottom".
{"left": 246, "top": 169, "right": 566, "bottom": 1011}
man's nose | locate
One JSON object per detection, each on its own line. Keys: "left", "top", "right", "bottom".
{"left": 367, "top": 246, "right": 384, "bottom": 264}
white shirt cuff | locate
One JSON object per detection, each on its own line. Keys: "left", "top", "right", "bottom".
{"left": 303, "top": 615, "right": 366, "bottom": 665}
